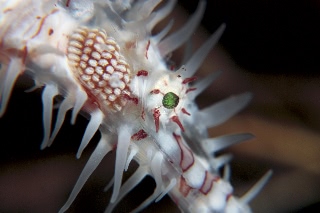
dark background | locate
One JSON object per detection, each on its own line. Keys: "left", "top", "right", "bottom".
{"left": 180, "top": 0, "right": 320, "bottom": 76}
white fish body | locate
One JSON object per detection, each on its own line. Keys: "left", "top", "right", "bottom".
{"left": 0, "top": 0, "right": 272, "bottom": 212}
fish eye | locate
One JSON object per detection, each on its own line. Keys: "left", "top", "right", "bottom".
{"left": 162, "top": 92, "right": 179, "bottom": 109}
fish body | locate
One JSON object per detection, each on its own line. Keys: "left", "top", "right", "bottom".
{"left": 0, "top": 1, "right": 271, "bottom": 212}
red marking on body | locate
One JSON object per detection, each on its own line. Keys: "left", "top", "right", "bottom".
{"left": 181, "top": 108, "right": 191, "bottom": 116}
{"left": 170, "top": 64, "right": 175, "bottom": 71}
{"left": 186, "top": 88, "right": 196, "bottom": 93}
{"left": 179, "top": 176, "right": 193, "bottom": 197}
{"left": 153, "top": 108, "right": 161, "bottom": 133}
{"left": 145, "top": 40, "right": 150, "bottom": 59}
{"left": 200, "top": 171, "right": 219, "bottom": 195}
{"left": 173, "top": 133, "right": 194, "bottom": 172}
{"left": 112, "top": 143, "right": 117, "bottom": 151}
{"left": 141, "top": 108, "right": 145, "bottom": 120}
{"left": 226, "top": 193, "right": 232, "bottom": 201}
{"left": 137, "top": 70, "right": 148, "bottom": 77}
{"left": 171, "top": 116, "right": 185, "bottom": 132}
{"left": 131, "top": 129, "right": 148, "bottom": 140}
{"left": 150, "top": 89, "right": 160, "bottom": 94}
{"left": 31, "top": 9, "right": 58, "bottom": 39}
{"left": 66, "top": 0, "right": 71, "bottom": 7}
{"left": 123, "top": 94, "right": 138, "bottom": 105}
{"left": 182, "top": 76, "right": 197, "bottom": 84}
{"left": 48, "top": 28, "right": 54, "bottom": 36}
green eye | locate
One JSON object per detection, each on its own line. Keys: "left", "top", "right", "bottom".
{"left": 162, "top": 92, "right": 179, "bottom": 109}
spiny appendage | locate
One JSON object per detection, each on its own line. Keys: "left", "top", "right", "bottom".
{"left": 0, "top": 51, "right": 25, "bottom": 117}
{"left": 103, "top": 140, "right": 180, "bottom": 213}
{"left": 67, "top": 26, "right": 132, "bottom": 112}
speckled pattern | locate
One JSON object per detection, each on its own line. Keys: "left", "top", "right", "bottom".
{"left": 68, "top": 27, "right": 131, "bottom": 112}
